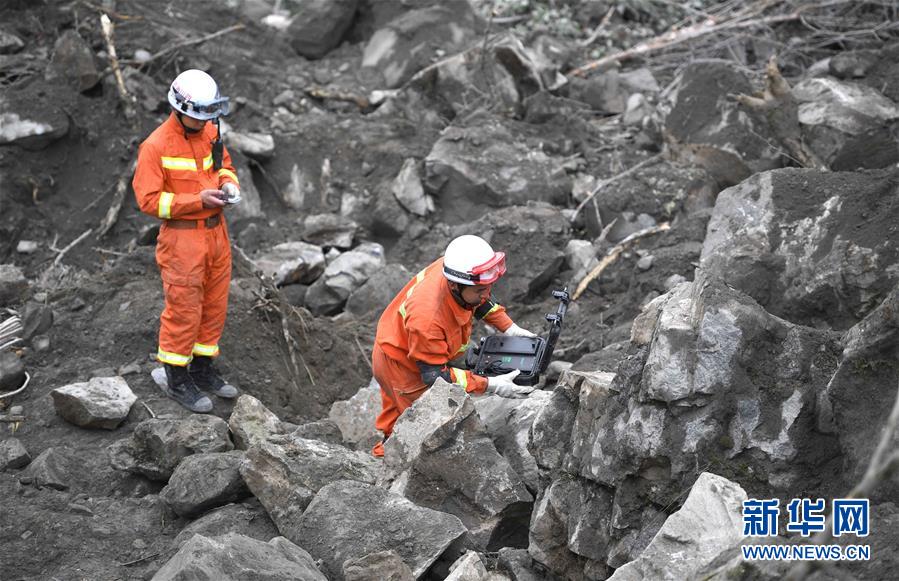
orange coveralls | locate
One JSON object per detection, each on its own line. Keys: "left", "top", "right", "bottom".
{"left": 132, "top": 112, "right": 239, "bottom": 367}
{"left": 372, "top": 257, "right": 514, "bottom": 445}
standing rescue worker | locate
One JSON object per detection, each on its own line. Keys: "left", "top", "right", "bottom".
{"left": 133, "top": 69, "right": 240, "bottom": 413}
{"left": 371, "top": 235, "right": 536, "bottom": 457}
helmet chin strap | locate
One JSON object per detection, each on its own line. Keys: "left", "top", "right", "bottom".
{"left": 176, "top": 112, "right": 203, "bottom": 137}
{"left": 448, "top": 281, "right": 478, "bottom": 309}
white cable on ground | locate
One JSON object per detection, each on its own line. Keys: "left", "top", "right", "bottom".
{"left": 0, "top": 371, "right": 30, "bottom": 400}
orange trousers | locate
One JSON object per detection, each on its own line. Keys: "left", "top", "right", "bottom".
{"left": 155, "top": 219, "right": 231, "bottom": 366}
{"left": 372, "top": 343, "right": 428, "bottom": 443}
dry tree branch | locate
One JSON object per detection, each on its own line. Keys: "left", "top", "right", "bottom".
{"left": 573, "top": 223, "right": 671, "bottom": 301}
{"left": 571, "top": 153, "right": 664, "bottom": 223}
{"left": 100, "top": 14, "right": 136, "bottom": 123}
{"left": 568, "top": 0, "right": 847, "bottom": 77}
{"left": 52, "top": 229, "right": 94, "bottom": 267}
{"left": 127, "top": 23, "right": 245, "bottom": 68}
{"left": 97, "top": 159, "right": 138, "bottom": 239}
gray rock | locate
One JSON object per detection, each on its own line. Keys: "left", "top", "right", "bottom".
{"left": 0, "top": 88, "right": 70, "bottom": 150}
{"left": 473, "top": 390, "right": 552, "bottom": 493}
{"left": 424, "top": 115, "right": 571, "bottom": 224}
{"left": 20, "top": 301, "right": 53, "bottom": 341}
{"left": 16, "top": 240, "right": 38, "bottom": 254}
{"left": 607, "top": 472, "right": 747, "bottom": 581}
{"left": 362, "top": 3, "right": 484, "bottom": 88}
{"left": 345, "top": 263, "right": 411, "bottom": 319}
{"left": 172, "top": 499, "right": 279, "bottom": 548}
{"left": 152, "top": 533, "right": 327, "bottom": 581}
{"left": 392, "top": 158, "right": 433, "bottom": 217}
{"left": 665, "top": 61, "right": 781, "bottom": 186}
{"left": 328, "top": 378, "right": 383, "bottom": 450}
{"left": 497, "top": 547, "right": 563, "bottom": 581}
{"left": 291, "top": 480, "right": 467, "bottom": 580}
{"left": 305, "top": 242, "right": 385, "bottom": 316}
{"left": 109, "top": 415, "right": 234, "bottom": 481}
{"left": 793, "top": 77, "right": 899, "bottom": 170}
{"left": 606, "top": 212, "right": 656, "bottom": 244}
{"left": 301, "top": 214, "right": 358, "bottom": 249}
{"left": 700, "top": 167, "right": 899, "bottom": 329}
{"left": 385, "top": 379, "right": 532, "bottom": 549}
{"left": 224, "top": 130, "right": 275, "bottom": 160}
{"left": 343, "top": 550, "right": 414, "bottom": 581}
{"left": 620, "top": 68, "right": 660, "bottom": 93}
{"left": 161, "top": 451, "right": 250, "bottom": 518}
{"left": 0, "top": 29, "right": 25, "bottom": 54}
{"left": 528, "top": 475, "right": 613, "bottom": 581}
{"left": 229, "top": 394, "right": 286, "bottom": 450}
{"left": 0, "top": 264, "right": 28, "bottom": 306}
{"left": 45, "top": 30, "right": 99, "bottom": 92}
{"left": 635, "top": 255, "right": 654, "bottom": 271}
{"left": 568, "top": 71, "right": 627, "bottom": 114}
{"left": 21, "top": 448, "right": 70, "bottom": 490}
{"left": 50, "top": 376, "right": 137, "bottom": 430}
{"left": 240, "top": 434, "right": 379, "bottom": 534}
{"left": 623, "top": 93, "right": 650, "bottom": 126}
{"left": 229, "top": 162, "right": 265, "bottom": 220}
{"left": 564, "top": 239, "right": 597, "bottom": 276}
{"left": 0, "top": 350, "right": 25, "bottom": 392}
{"left": 0, "top": 438, "right": 31, "bottom": 470}
{"left": 120, "top": 67, "right": 166, "bottom": 112}
{"left": 445, "top": 551, "right": 492, "bottom": 581}
{"left": 290, "top": 418, "right": 344, "bottom": 445}
{"left": 251, "top": 241, "right": 326, "bottom": 287}
{"left": 529, "top": 371, "right": 582, "bottom": 477}
{"left": 287, "top": 0, "right": 358, "bottom": 59}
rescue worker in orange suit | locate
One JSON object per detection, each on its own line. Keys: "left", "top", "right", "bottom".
{"left": 132, "top": 69, "right": 241, "bottom": 413}
{"left": 371, "top": 234, "right": 537, "bottom": 457}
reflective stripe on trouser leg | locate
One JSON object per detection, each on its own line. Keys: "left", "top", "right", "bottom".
{"left": 192, "top": 343, "right": 219, "bottom": 357}
{"left": 157, "top": 348, "right": 192, "bottom": 366}
{"left": 194, "top": 223, "right": 231, "bottom": 357}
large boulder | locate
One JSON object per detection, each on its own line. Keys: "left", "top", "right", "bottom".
{"left": 424, "top": 114, "right": 571, "bottom": 224}
{"left": 607, "top": 472, "right": 747, "bottom": 581}
{"left": 251, "top": 242, "right": 325, "bottom": 287}
{"left": 0, "top": 87, "right": 70, "bottom": 150}
{"left": 109, "top": 416, "right": 234, "bottom": 481}
{"left": 172, "top": 499, "right": 279, "bottom": 548}
{"left": 528, "top": 274, "right": 844, "bottom": 577}
{"left": 343, "top": 550, "right": 414, "bottom": 581}
{"left": 473, "top": 390, "right": 552, "bottom": 493}
{"left": 304, "top": 242, "right": 386, "bottom": 315}
{"left": 240, "top": 434, "right": 379, "bottom": 535}
{"left": 361, "top": 1, "right": 484, "bottom": 88}
{"left": 300, "top": 214, "right": 358, "bottom": 249}
{"left": 345, "top": 263, "right": 411, "bottom": 319}
{"left": 665, "top": 61, "right": 781, "bottom": 187}
{"left": 701, "top": 167, "right": 899, "bottom": 329}
{"left": 45, "top": 30, "right": 99, "bottom": 92}
{"left": 290, "top": 479, "right": 468, "bottom": 580}
{"left": 0, "top": 438, "right": 31, "bottom": 470}
{"left": 229, "top": 394, "right": 287, "bottom": 450}
{"left": 50, "top": 376, "right": 137, "bottom": 430}
{"left": 793, "top": 76, "right": 899, "bottom": 170}
{"left": 152, "top": 533, "right": 327, "bottom": 581}
{"left": 21, "top": 448, "right": 71, "bottom": 490}
{"left": 385, "top": 379, "right": 532, "bottom": 549}
{"left": 287, "top": 0, "right": 358, "bottom": 59}
{"left": 161, "top": 451, "right": 250, "bottom": 517}
{"left": 0, "top": 264, "right": 29, "bottom": 305}
{"left": 328, "top": 378, "right": 382, "bottom": 450}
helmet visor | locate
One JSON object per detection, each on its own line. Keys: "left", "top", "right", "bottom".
{"left": 174, "top": 92, "right": 230, "bottom": 119}
{"left": 471, "top": 252, "right": 506, "bottom": 284}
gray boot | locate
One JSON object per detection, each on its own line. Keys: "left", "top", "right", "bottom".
{"left": 162, "top": 364, "right": 213, "bottom": 413}
{"left": 189, "top": 356, "right": 239, "bottom": 398}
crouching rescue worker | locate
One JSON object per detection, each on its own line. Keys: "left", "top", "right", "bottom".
{"left": 371, "top": 234, "right": 536, "bottom": 457}
{"left": 132, "top": 69, "right": 241, "bottom": 413}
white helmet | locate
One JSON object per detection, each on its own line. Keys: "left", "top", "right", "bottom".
{"left": 443, "top": 235, "right": 506, "bottom": 286}
{"left": 167, "top": 69, "right": 230, "bottom": 121}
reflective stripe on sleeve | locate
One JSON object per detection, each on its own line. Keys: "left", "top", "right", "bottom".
{"left": 202, "top": 154, "right": 213, "bottom": 171}
{"left": 158, "top": 192, "right": 174, "bottom": 219}
{"left": 157, "top": 348, "right": 192, "bottom": 366}
{"left": 192, "top": 343, "right": 219, "bottom": 357}
{"left": 161, "top": 157, "right": 198, "bottom": 171}
{"left": 218, "top": 168, "right": 238, "bottom": 184}
{"left": 486, "top": 303, "right": 501, "bottom": 316}
{"left": 450, "top": 367, "right": 468, "bottom": 388}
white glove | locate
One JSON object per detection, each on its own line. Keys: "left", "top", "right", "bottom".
{"left": 221, "top": 182, "right": 242, "bottom": 205}
{"left": 503, "top": 323, "right": 537, "bottom": 338}
{"left": 486, "top": 370, "right": 533, "bottom": 398}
